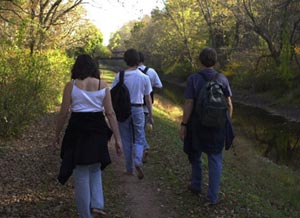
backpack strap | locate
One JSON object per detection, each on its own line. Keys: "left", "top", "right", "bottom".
{"left": 119, "top": 71, "right": 125, "bottom": 84}
{"left": 144, "top": 67, "right": 149, "bottom": 74}
{"left": 138, "top": 67, "right": 149, "bottom": 74}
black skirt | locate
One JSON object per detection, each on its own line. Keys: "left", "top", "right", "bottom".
{"left": 58, "top": 112, "right": 113, "bottom": 185}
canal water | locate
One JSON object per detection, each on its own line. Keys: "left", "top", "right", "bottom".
{"left": 161, "top": 81, "right": 300, "bottom": 169}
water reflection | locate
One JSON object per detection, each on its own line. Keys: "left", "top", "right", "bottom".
{"left": 234, "top": 103, "right": 300, "bottom": 168}
{"left": 160, "top": 81, "right": 185, "bottom": 106}
{"left": 161, "top": 81, "right": 300, "bottom": 168}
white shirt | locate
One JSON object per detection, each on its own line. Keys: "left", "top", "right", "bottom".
{"left": 139, "top": 64, "right": 163, "bottom": 89}
{"left": 71, "top": 82, "right": 107, "bottom": 112}
{"left": 111, "top": 69, "right": 152, "bottom": 104}
{"left": 139, "top": 64, "right": 163, "bottom": 112}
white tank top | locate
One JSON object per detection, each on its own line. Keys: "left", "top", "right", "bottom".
{"left": 71, "top": 81, "right": 107, "bottom": 112}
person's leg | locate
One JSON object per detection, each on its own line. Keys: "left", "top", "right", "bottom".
{"left": 143, "top": 112, "right": 150, "bottom": 150}
{"left": 207, "top": 152, "right": 223, "bottom": 204}
{"left": 143, "top": 112, "right": 150, "bottom": 163}
{"left": 118, "top": 118, "right": 134, "bottom": 174}
{"left": 189, "top": 152, "right": 202, "bottom": 193}
{"left": 131, "top": 107, "right": 145, "bottom": 167}
{"left": 131, "top": 107, "right": 145, "bottom": 179}
{"left": 89, "top": 164, "right": 104, "bottom": 210}
{"left": 73, "top": 165, "right": 92, "bottom": 218}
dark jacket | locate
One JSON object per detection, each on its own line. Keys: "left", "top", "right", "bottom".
{"left": 184, "top": 112, "right": 234, "bottom": 155}
{"left": 58, "top": 112, "right": 112, "bottom": 185}
{"left": 225, "top": 113, "right": 234, "bottom": 150}
{"left": 183, "top": 69, "right": 234, "bottom": 156}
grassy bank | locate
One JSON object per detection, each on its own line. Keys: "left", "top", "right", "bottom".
{"left": 141, "top": 96, "right": 300, "bottom": 217}
{"left": 102, "top": 70, "right": 300, "bottom": 218}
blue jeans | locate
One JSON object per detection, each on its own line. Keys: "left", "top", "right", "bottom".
{"left": 119, "top": 106, "right": 145, "bottom": 173}
{"left": 144, "top": 112, "right": 150, "bottom": 150}
{"left": 73, "top": 164, "right": 104, "bottom": 218}
{"left": 190, "top": 151, "right": 222, "bottom": 204}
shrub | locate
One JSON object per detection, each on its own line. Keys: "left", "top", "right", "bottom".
{"left": 0, "top": 48, "right": 72, "bottom": 138}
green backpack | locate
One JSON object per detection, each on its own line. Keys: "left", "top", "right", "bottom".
{"left": 195, "top": 73, "right": 228, "bottom": 128}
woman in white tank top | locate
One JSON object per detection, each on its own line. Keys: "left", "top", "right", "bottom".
{"left": 53, "top": 54, "right": 122, "bottom": 218}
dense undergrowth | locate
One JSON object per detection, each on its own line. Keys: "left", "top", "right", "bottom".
{"left": 0, "top": 49, "right": 72, "bottom": 138}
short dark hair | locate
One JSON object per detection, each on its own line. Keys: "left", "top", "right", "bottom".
{"left": 71, "top": 54, "right": 100, "bottom": 79}
{"left": 199, "top": 48, "right": 217, "bottom": 67}
{"left": 124, "top": 48, "right": 139, "bottom": 67}
{"left": 138, "top": 52, "right": 144, "bottom": 63}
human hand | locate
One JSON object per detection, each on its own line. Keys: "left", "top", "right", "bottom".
{"left": 115, "top": 140, "right": 122, "bottom": 156}
{"left": 147, "top": 115, "right": 154, "bottom": 125}
{"left": 179, "top": 126, "right": 186, "bottom": 141}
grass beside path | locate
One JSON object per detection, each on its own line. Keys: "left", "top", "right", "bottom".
{"left": 102, "top": 69, "right": 300, "bottom": 217}
{"left": 140, "top": 95, "right": 300, "bottom": 218}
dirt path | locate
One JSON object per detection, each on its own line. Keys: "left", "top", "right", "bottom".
{"left": 0, "top": 112, "right": 172, "bottom": 218}
{"left": 108, "top": 144, "right": 165, "bottom": 218}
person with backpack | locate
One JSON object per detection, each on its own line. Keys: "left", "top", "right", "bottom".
{"left": 111, "top": 48, "right": 153, "bottom": 179}
{"left": 53, "top": 54, "right": 122, "bottom": 218}
{"left": 138, "top": 52, "right": 163, "bottom": 163}
{"left": 179, "top": 48, "right": 233, "bottom": 206}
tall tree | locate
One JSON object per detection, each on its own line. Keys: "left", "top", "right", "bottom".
{"left": 235, "top": 0, "right": 300, "bottom": 68}
{"left": 0, "top": 0, "right": 85, "bottom": 54}
{"left": 162, "top": 0, "right": 203, "bottom": 68}
{"left": 196, "top": 0, "right": 238, "bottom": 67}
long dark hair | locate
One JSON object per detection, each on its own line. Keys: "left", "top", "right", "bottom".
{"left": 71, "top": 54, "right": 100, "bottom": 79}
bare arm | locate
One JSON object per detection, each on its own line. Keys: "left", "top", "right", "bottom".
{"left": 180, "top": 99, "right": 194, "bottom": 141}
{"left": 103, "top": 87, "right": 122, "bottom": 156}
{"left": 53, "top": 82, "right": 72, "bottom": 147}
{"left": 226, "top": 96, "right": 233, "bottom": 118}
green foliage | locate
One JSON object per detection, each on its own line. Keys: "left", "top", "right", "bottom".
{"left": 108, "top": 21, "right": 135, "bottom": 51}
{"left": 106, "top": 0, "right": 300, "bottom": 108}
{"left": 66, "top": 21, "right": 108, "bottom": 58}
{"left": 0, "top": 47, "right": 72, "bottom": 138}
{"left": 83, "top": 25, "right": 104, "bottom": 57}
{"left": 279, "top": 29, "right": 293, "bottom": 87}
{"left": 164, "top": 59, "right": 193, "bottom": 80}
{"left": 0, "top": 0, "right": 86, "bottom": 53}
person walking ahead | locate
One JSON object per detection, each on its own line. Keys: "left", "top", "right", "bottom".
{"left": 111, "top": 48, "right": 153, "bottom": 179}
{"left": 138, "top": 51, "right": 163, "bottom": 162}
{"left": 180, "top": 48, "right": 233, "bottom": 206}
{"left": 54, "top": 54, "right": 122, "bottom": 218}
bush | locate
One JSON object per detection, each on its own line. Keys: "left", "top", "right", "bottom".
{"left": 0, "top": 48, "right": 72, "bottom": 138}
{"left": 164, "top": 59, "right": 193, "bottom": 81}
